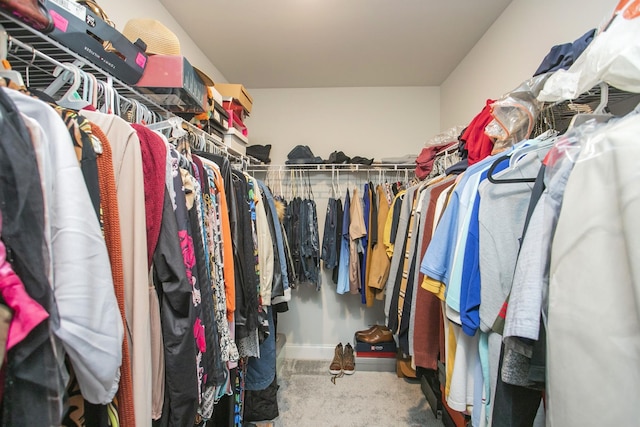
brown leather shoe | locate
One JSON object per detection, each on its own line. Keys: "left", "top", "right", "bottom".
{"left": 358, "top": 327, "right": 394, "bottom": 344}
{"left": 355, "top": 324, "right": 392, "bottom": 341}
{"left": 355, "top": 325, "right": 379, "bottom": 340}
{"left": 329, "top": 343, "right": 343, "bottom": 375}
{"left": 343, "top": 343, "right": 355, "bottom": 375}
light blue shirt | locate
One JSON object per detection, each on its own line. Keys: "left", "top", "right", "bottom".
{"left": 337, "top": 190, "right": 351, "bottom": 294}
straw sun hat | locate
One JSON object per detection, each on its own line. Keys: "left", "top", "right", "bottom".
{"left": 122, "top": 18, "right": 215, "bottom": 86}
{"left": 122, "top": 18, "right": 181, "bottom": 56}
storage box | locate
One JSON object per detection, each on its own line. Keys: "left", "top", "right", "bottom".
{"left": 211, "top": 86, "right": 223, "bottom": 105}
{"left": 223, "top": 99, "right": 247, "bottom": 122}
{"left": 215, "top": 83, "right": 253, "bottom": 114}
{"left": 224, "top": 128, "right": 248, "bottom": 156}
{"left": 213, "top": 102, "right": 229, "bottom": 130}
{"left": 226, "top": 109, "right": 247, "bottom": 136}
{"left": 135, "top": 55, "right": 207, "bottom": 113}
{"left": 353, "top": 335, "right": 397, "bottom": 357}
{"left": 45, "top": 0, "right": 148, "bottom": 85}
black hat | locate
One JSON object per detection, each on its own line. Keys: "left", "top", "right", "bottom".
{"left": 350, "top": 156, "right": 374, "bottom": 165}
{"left": 325, "top": 151, "right": 350, "bottom": 164}
{"left": 246, "top": 144, "right": 272, "bottom": 164}
{"left": 285, "top": 145, "right": 323, "bottom": 164}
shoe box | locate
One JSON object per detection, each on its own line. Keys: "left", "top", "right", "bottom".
{"left": 44, "top": 0, "right": 148, "bottom": 85}
{"left": 353, "top": 335, "right": 396, "bottom": 358}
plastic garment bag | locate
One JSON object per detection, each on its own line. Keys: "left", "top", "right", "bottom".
{"left": 539, "top": 0, "right": 640, "bottom": 102}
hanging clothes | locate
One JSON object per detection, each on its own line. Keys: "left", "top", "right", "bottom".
{"left": 349, "top": 188, "right": 366, "bottom": 295}
{"left": 367, "top": 184, "right": 391, "bottom": 300}
{"left": 360, "top": 183, "right": 371, "bottom": 305}
{"left": 412, "top": 176, "right": 456, "bottom": 371}
{"left": 546, "top": 114, "right": 640, "bottom": 427}
{"left": 8, "top": 91, "right": 124, "bottom": 404}
{"left": 364, "top": 182, "right": 377, "bottom": 306}
{"left": 331, "top": 198, "right": 344, "bottom": 285}
{"left": 81, "top": 108, "right": 152, "bottom": 426}
{"left": 284, "top": 189, "right": 321, "bottom": 289}
{"left": 0, "top": 71, "right": 285, "bottom": 426}
{"left": 321, "top": 196, "right": 340, "bottom": 271}
{"left": 336, "top": 190, "right": 351, "bottom": 295}
{"left": 299, "top": 197, "right": 321, "bottom": 289}
{"left": 258, "top": 181, "right": 290, "bottom": 305}
{"left": 193, "top": 151, "right": 237, "bottom": 322}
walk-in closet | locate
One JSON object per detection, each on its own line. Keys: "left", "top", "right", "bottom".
{"left": 0, "top": 0, "right": 637, "bottom": 426}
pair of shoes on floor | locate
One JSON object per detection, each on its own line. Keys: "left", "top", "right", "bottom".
{"left": 355, "top": 324, "right": 393, "bottom": 344}
{"left": 329, "top": 342, "right": 355, "bottom": 376}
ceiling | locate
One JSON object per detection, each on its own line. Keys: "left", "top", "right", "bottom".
{"left": 160, "top": 0, "right": 513, "bottom": 89}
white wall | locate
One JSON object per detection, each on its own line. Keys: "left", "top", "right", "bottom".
{"left": 246, "top": 87, "right": 440, "bottom": 165}
{"left": 103, "top": 0, "right": 228, "bottom": 84}
{"left": 440, "top": 0, "right": 616, "bottom": 130}
{"left": 247, "top": 87, "right": 440, "bottom": 358}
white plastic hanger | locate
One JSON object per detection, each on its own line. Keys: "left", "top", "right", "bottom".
{"left": 567, "top": 82, "right": 613, "bottom": 130}
{"left": 54, "top": 64, "right": 91, "bottom": 110}
{"left": 0, "top": 26, "right": 25, "bottom": 87}
{"left": 24, "top": 49, "right": 36, "bottom": 88}
{"left": 147, "top": 116, "right": 187, "bottom": 141}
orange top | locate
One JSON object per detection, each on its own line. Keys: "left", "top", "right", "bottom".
{"left": 212, "top": 166, "right": 236, "bottom": 320}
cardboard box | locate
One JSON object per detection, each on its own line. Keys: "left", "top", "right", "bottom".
{"left": 215, "top": 83, "right": 253, "bottom": 114}
{"left": 45, "top": 0, "right": 147, "bottom": 85}
{"left": 135, "top": 55, "right": 207, "bottom": 113}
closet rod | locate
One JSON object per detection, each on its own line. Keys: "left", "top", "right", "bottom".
{"left": 6, "top": 35, "right": 68, "bottom": 72}
{"left": 0, "top": 9, "right": 172, "bottom": 117}
{"left": 246, "top": 164, "right": 415, "bottom": 173}
{"left": 0, "top": 10, "right": 262, "bottom": 168}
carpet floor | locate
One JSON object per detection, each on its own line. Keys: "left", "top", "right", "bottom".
{"left": 273, "top": 359, "right": 444, "bottom": 427}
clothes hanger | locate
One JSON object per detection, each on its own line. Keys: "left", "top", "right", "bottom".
{"left": 53, "top": 64, "right": 91, "bottom": 110}
{"left": 83, "top": 72, "right": 99, "bottom": 108}
{"left": 0, "top": 27, "right": 25, "bottom": 87}
{"left": 147, "top": 116, "right": 188, "bottom": 143}
{"left": 487, "top": 149, "right": 548, "bottom": 184}
{"left": 80, "top": 69, "right": 90, "bottom": 105}
{"left": 23, "top": 48, "right": 36, "bottom": 88}
{"left": 330, "top": 168, "right": 336, "bottom": 199}
{"left": 97, "top": 79, "right": 110, "bottom": 113}
{"left": 486, "top": 127, "right": 559, "bottom": 184}
{"left": 507, "top": 132, "right": 557, "bottom": 168}
{"left": 305, "top": 171, "right": 311, "bottom": 200}
{"left": 566, "top": 82, "right": 613, "bottom": 130}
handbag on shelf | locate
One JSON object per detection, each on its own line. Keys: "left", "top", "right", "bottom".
{"left": 0, "top": 0, "right": 54, "bottom": 33}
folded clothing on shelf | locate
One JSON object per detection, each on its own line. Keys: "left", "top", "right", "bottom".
{"left": 285, "top": 145, "right": 323, "bottom": 164}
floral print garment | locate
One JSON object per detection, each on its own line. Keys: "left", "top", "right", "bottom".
{"left": 169, "top": 148, "right": 205, "bottom": 403}
{"left": 204, "top": 164, "right": 239, "bottom": 363}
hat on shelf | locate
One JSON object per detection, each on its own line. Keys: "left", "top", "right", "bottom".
{"left": 246, "top": 144, "right": 272, "bottom": 164}
{"left": 195, "top": 68, "right": 215, "bottom": 87}
{"left": 350, "top": 156, "right": 373, "bottom": 165}
{"left": 325, "top": 151, "right": 350, "bottom": 164}
{"left": 122, "top": 18, "right": 181, "bottom": 55}
{"left": 285, "top": 145, "right": 323, "bottom": 165}
{"left": 122, "top": 18, "right": 216, "bottom": 87}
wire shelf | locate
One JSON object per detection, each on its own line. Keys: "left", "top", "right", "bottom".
{"left": 0, "top": 11, "right": 174, "bottom": 117}
{"left": 0, "top": 10, "right": 263, "bottom": 166}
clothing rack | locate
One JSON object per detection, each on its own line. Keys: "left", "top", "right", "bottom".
{"left": 246, "top": 163, "right": 415, "bottom": 173}
{"left": 0, "top": 9, "right": 260, "bottom": 166}
{"left": 532, "top": 84, "right": 640, "bottom": 137}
